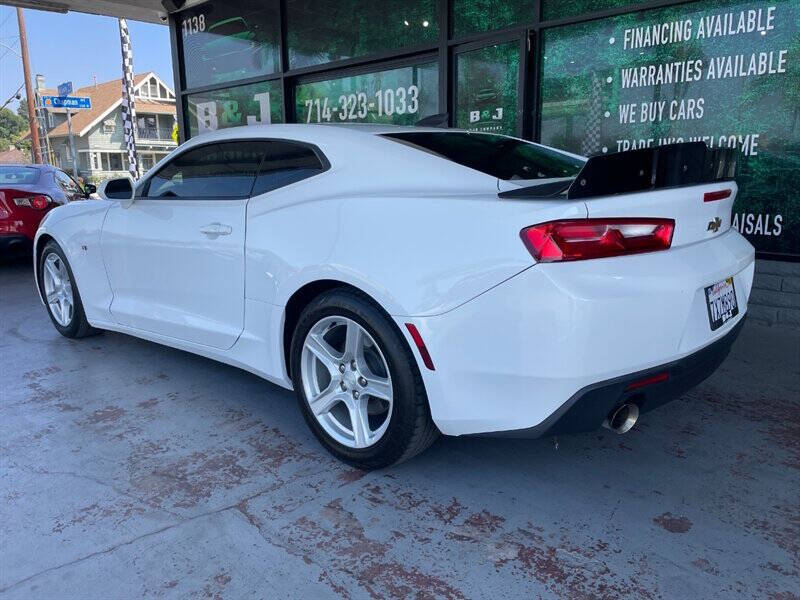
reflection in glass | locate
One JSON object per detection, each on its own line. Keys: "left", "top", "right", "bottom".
{"left": 287, "top": 0, "right": 438, "bottom": 69}
{"left": 543, "top": 0, "right": 650, "bottom": 21}
{"left": 185, "top": 80, "right": 283, "bottom": 138}
{"left": 180, "top": 1, "right": 279, "bottom": 89}
{"left": 383, "top": 131, "right": 584, "bottom": 180}
{"left": 295, "top": 63, "right": 439, "bottom": 125}
{"left": 252, "top": 143, "right": 327, "bottom": 195}
{"left": 539, "top": 0, "right": 800, "bottom": 255}
{"left": 147, "top": 142, "right": 265, "bottom": 198}
{"left": 453, "top": 0, "right": 533, "bottom": 37}
{"left": 455, "top": 42, "right": 520, "bottom": 136}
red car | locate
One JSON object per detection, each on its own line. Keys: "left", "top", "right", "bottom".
{"left": 0, "top": 164, "right": 96, "bottom": 259}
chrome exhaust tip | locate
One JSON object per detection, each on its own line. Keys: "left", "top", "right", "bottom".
{"left": 603, "top": 403, "right": 639, "bottom": 434}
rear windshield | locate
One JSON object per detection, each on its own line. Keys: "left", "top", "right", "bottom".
{"left": 0, "top": 166, "right": 40, "bottom": 184}
{"left": 382, "top": 132, "right": 585, "bottom": 181}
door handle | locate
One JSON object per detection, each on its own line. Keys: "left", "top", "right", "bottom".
{"left": 199, "top": 223, "right": 232, "bottom": 237}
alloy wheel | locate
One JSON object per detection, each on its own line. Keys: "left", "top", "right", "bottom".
{"left": 300, "top": 316, "right": 393, "bottom": 449}
{"left": 42, "top": 253, "right": 74, "bottom": 327}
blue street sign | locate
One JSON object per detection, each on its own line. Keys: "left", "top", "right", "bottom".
{"left": 41, "top": 96, "right": 91, "bottom": 110}
{"left": 57, "top": 81, "right": 73, "bottom": 97}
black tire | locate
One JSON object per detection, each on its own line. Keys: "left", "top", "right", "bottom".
{"left": 38, "top": 241, "right": 101, "bottom": 339}
{"left": 290, "top": 288, "right": 438, "bottom": 469}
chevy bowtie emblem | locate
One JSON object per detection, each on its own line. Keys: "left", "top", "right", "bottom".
{"left": 707, "top": 217, "right": 722, "bottom": 233}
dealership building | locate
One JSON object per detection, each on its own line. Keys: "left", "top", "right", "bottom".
{"left": 16, "top": 0, "right": 800, "bottom": 324}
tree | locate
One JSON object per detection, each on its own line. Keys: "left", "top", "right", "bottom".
{"left": 0, "top": 107, "right": 28, "bottom": 152}
{"left": 16, "top": 97, "right": 28, "bottom": 120}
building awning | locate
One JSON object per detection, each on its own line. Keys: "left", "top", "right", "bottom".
{"left": 1, "top": 0, "right": 204, "bottom": 25}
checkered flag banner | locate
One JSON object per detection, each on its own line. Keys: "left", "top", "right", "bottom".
{"left": 581, "top": 73, "right": 604, "bottom": 157}
{"left": 119, "top": 18, "right": 139, "bottom": 178}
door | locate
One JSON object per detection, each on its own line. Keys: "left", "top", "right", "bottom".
{"left": 453, "top": 37, "right": 524, "bottom": 137}
{"left": 100, "top": 140, "right": 266, "bottom": 349}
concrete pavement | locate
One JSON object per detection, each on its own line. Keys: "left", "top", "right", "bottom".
{"left": 1, "top": 259, "right": 798, "bottom": 599}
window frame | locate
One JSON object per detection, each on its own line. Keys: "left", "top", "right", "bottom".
{"left": 292, "top": 52, "right": 441, "bottom": 127}
{"left": 284, "top": 0, "right": 441, "bottom": 72}
{"left": 167, "top": 0, "right": 796, "bottom": 262}
{"left": 139, "top": 137, "right": 330, "bottom": 200}
{"left": 451, "top": 32, "right": 526, "bottom": 137}
{"left": 183, "top": 78, "right": 285, "bottom": 137}
{"left": 170, "top": 0, "right": 701, "bottom": 142}
{"left": 107, "top": 153, "right": 124, "bottom": 172}
{"left": 250, "top": 138, "right": 331, "bottom": 196}
{"left": 175, "top": 0, "right": 282, "bottom": 92}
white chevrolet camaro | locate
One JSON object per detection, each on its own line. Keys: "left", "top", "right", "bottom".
{"left": 33, "top": 124, "right": 754, "bottom": 469}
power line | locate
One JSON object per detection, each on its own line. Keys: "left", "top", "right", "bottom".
{"left": 0, "top": 9, "right": 14, "bottom": 29}
{"left": 1, "top": 83, "right": 24, "bottom": 110}
{"left": 0, "top": 39, "right": 20, "bottom": 57}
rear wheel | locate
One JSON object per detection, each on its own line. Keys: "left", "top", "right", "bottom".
{"left": 290, "top": 289, "right": 438, "bottom": 469}
{"left": 39, "top": 241, "right": 100, "bottom": 338}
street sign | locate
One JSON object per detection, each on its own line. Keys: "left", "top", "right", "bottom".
{"left": 41, "top": 96, "right": 91, "bottom": 109}
{"left": 57, "top": 81, "right": 73, "bottom": 97}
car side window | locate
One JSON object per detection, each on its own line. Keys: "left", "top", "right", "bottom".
{"left": 251, "top": 141, "right": 327, "bottom": 196}
{"left": 145, "top": 141, "right": 266, "bottom": 199}
{"left": 55, "top": 170, "right": 80, "bottom": 194}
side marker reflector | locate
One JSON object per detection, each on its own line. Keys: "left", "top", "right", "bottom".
{"left": 703, "top": 189, "right": 732, "bottom": 202}
{"left": 625, "top": 371, "right": 669, "bottom": 392}
{"left": 405, "top": 323, "right": 435, "bottom": 371}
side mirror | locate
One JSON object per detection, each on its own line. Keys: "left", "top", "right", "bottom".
{"left": 83, "top": 183, "right": 97, "bottom": 196}
{"left": 98, "top": 176, "right": 135, "bottom": 205}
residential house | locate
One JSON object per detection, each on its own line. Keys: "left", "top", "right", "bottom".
{"left": 35, "top": 72, "right": 177, "bottom": 181}
{"left": 0, "top": 147, "right": 31, "bottom": 164}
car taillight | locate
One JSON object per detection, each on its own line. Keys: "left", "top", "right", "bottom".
{"left": 520, "top": 218, "right": 675, "bottom": 263}
{"left": 703, "top": 189, "right": 732, "bottom": 202}
{"left": 12, "top": 194, "right": 51, "bottom": 209}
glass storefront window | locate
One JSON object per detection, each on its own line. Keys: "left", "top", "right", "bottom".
{"left": 455, "top": 42, "right": 520, "bottom": 135}
{"left": 295, "top": 62, "right": 439, "bottom": 125}
{"left": 539, "top": 0, "right": 800, "bottom": 255}
{"left": 287, "top": 0, "right": 438, "bottom": 69}
{"left": 452, "top": 0, "right": 534, "bottom": 37}
{"left": 544, "top": 0, "right": 652, "bottom": 22}
{"left": 185, "top": 80, "right": 284, "bottom": 138}
{"left": 179, "top": 1, "right": 280, "bottom": 90}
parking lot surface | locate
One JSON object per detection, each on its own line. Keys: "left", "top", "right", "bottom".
{"left": 1, "top": 260, "right": 799, "bottom": 599}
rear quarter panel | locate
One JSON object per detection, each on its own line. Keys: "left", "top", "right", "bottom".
{"left": 243, "top": 165, "right": 587, "bottom": 317}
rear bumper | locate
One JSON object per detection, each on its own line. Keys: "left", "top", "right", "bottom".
{"left": 0, "top": 234, "right": 32, "bottom": 257}
{"left": 490, "top": 316, "right": 745, "bottom": 438}
{"left": 405, "top": 229, "right": 755, "bottom": 436}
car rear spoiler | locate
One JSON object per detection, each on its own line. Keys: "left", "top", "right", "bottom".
{"left": 499, "top": 142, "right": 738, "bottom": 200}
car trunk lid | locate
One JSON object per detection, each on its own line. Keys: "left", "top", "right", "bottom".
{"left": 500, "top": 142, "right": 738, "bottom": 249}
{"left": 582, "top": 181, "right": 736, "bottom": 248}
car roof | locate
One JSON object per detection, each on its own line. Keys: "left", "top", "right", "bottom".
{"left": 0, "top": 163, "right": 60, "bottom": 173}
{"left": 319, "top": 123, "right": 464, "bottom": 135}
{"left": 151, "top": 124, "right": 585, "bottom": 185}
{"left": 0, "top": 163, "right": 51, "bottom": 169}
{"left": 183, "top": 123, "right": 476, "bottom": 145}
{"left": 178, "top": 123, "right": 533, "bottom": 161}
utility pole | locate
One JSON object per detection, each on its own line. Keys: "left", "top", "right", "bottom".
{"left": 34, "top": 75, "right": 52, "bottom": 165}
{"left": 16, "top": 8, "right": 42, "bottom": 164}
{"left": 66, "top": 109, "right": 78, "bottom": 175}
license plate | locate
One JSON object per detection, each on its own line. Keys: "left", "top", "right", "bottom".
{"left": 705, "top": 277, "right": 738, "bottom": 331}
